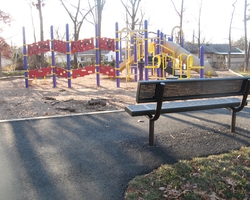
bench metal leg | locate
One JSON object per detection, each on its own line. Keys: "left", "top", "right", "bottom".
{"left": 231, "top": 110, "right": 236, "bottom": 133}
{"left": 149, "top": 119, "right": 154, "bottom": 146}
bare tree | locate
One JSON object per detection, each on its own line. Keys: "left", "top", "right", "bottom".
{"left": 0, "top": 10, "right": 12, "bottom": 33}
{"left": 170, "top": 0, "right": 184, "bottom": 44}
{"left": 120, "top": 0, "right": 143, "bottom": 31}
{"left": 28, "top": 2, "right": 38, "bottom": 68}
{"left": 233, "top": 36, "right": 245, "bottom": 50}
{"left": 96, "top": 0, "right": 106, "bottom": 38}
{"left": 0, "top": 10, "right": 12, "bottom": 76}
{"left": 228, "top": 0, "right": 238, "bottom": 70}
{"left": 53, "top": 26, "right": 66, "bottom": 41}
{"left": 59, "top": 0, "right": 95, "bottom": 68}
{"left": 28, "top": 0, "right": 46, "bottom": 68}
{"left": 87, "top": 0, "right": 107, "bottom": 63}
{"left": 197, "top": 0, "right": 203, "bottom": 58}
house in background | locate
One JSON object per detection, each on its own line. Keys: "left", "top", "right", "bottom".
{"left": 103, "top": 51, "right": 116, "bottom": 62}
{"left": 184, "top": 43, "right": 244, "bottom": 70}
{"left": 54, "top": 50, "right": 114, "bottom": 68}
{"left": 1, "top": 57, "right": 12, "bottom": 68}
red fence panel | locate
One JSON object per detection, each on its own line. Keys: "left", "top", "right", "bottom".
{"left": 37, "top": 40, "right": 50, "bottom": 54}
{"left": 100, "top": 65, "right": 116, "bottom": 77}
{"left": 28, "top": 40, "right": 51, "bottom": 56}
{"left": 55, "top": 67, "right": 68, "bottom": 78}
{"left": 99, "top": 38, "right": 115, "bottom": 51}
{"left": 29, "top": 67, "right": 52, "bottom": 78}
{"left": 54, "top": 40, "right": 67, "bottom": 53}
{"left": 71, "top": 66, "right": 95, "bottom": 78}
{"left": 28, "top": 43, "right": 38, "bottom": 56}
{"left": 71, "top": 38, "right": 94, "bottom": 54}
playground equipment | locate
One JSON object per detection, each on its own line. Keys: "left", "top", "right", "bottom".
{"left": 23, "top": 24, "right": 117, "bottom": 88}
{"left": 23, "top": 20, "right": 218, "bottom": 89}
{"left": 115, "top": 21, "right": 218, "bottom": 81}
{"left": 163, "top": 41, "right": 217, "bottom": 77}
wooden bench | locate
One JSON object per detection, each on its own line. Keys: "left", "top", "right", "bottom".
{"left": 125, "top": 77, "right": 250, "bottom": 146}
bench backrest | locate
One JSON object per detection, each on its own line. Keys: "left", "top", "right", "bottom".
{"left": 136, "top": 77, "right": 250, "bottom": 103}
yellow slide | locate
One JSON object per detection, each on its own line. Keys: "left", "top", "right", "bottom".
{"left": 119, "top": 55, "right": 135, "bottom": 71}
{"left": 163, "top": 41, "right": 218, "bottom": 77}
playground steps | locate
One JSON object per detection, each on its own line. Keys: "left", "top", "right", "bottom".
{"left": 165, "top": 66, "right": 187, "bottom": 78}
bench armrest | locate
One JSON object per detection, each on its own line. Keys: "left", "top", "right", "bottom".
{"left": 148, "top": 82, "right": 165, "bottom": 121}
{"left": 231, "top": 79, "right": 250, "bottom": 112}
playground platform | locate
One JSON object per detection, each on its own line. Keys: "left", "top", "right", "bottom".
{"left": 0, "top": 106, "right": 249, "bottom": 199}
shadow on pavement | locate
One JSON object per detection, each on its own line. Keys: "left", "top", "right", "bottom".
{"left": 0, "top": 106, "right": 249, "bottom": 200}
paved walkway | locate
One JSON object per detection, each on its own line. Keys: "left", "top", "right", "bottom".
{"left": 0, "top": 107, "right": 250, "bottom": 200}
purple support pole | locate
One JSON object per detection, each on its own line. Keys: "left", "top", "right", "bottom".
{"left": 160, "top": 32, "right": 164, "bottom": 51}
{"left": 156, "top": 30, "right": 161, "bottom": 77}
{"left": 134, "top": 34, "right": 137, "bottom": 81}
{"left": 50, "top": 26, "right": 56, "bottom": 88}
{"left": 181, "top": 36, "right": 184, "bottom": 48}
{"left": 23, "top": 27, "right": 29, "bottom": 88}
{"left": 66, "top": 24, "right": 71, "bottom": 88}
{"left": 130, "top": 33, "right": 134, "bottom": 58}
{"left": 157, "top": 32, "right": 164, "bottom": 78}
{"left": 138, "top": 61, "right": 144, "bottom": 80}
{"left": 130, "top": 34, "right": 133, "bottom": 76}
{"left": 200, "top": 46, "right": 204, "bottom": 78}
{"left": 167, "top": 36, "right": 173, "bottom": 75}
{"left": 115, "top": 22, "right": 120, "bottom": 87}
{"left": 156, "top": 30, "right": 162, "bottom": 77}
{"left": 144, "top": 20, "right": 148, "bottom": 80}
{"left": 95, "top": 24, "right": 100, "bottom": 86}
{"left": 157, "top": 30, "right": 160, "bottom": 54}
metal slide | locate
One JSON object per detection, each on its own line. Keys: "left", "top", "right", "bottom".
{"left": 119, "top": 55, "right": 135, "bottom": 71}
{"left": 163, "top": 41, "right": 218, "bottom": 77}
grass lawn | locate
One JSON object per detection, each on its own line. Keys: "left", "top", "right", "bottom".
{"left": 2, "top": 70, "right": 24, "bottom": 76}
{"left": 234, "top": 70, "right": 250, "bottom": 77}
{"left": 125, "top": 147, "right": 250, "bottom": 200}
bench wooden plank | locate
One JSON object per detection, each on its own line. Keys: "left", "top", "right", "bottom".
{"left": 125, "top": 97, "right": 242, "bottom": 116}
{"left": 137, "top": 77, "right": 247, "bottom": 103}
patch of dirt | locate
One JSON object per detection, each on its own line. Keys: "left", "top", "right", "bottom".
{"left": 0, "top": 70, "right": 239, "bottom": 120}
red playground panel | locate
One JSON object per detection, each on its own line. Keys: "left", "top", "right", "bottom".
{"left": 71, "top": 38, "right": 94, "bottom": 54}
{"left": 99, "top": 38, "right": 115, "bottom": 51}
{"left": 72, "top": 66, "right": 95, "bottom": 78}
{"left": 29, "top": 67, "right": 52, "bottom": 78}
{"left": 55, "top": 67, "right": 68, "bottom": 78}
{"left": 28, "top": 40, "right": 51, "bottom": 56}
{"left": 54, "top": 40, "right": 67, "bottom": 53}
{"left": 100, "top": 65, "right": 116, "bottom": 77}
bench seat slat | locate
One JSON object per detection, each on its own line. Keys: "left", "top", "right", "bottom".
{"left": 125, "top": 97, "right": 242, "bottom": 116}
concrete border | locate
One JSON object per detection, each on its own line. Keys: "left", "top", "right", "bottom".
{"left": 0, "top": 109, "right": 124, "bottom": 123}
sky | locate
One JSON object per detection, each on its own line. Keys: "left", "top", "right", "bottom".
{"left": 0, "top": 0, "right": 247, "bottom": 47}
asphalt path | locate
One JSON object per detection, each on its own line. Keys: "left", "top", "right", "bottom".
{"left": 0, "top": 106, "right": 250, "bottom": 200}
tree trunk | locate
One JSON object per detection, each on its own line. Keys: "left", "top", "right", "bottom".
{"left": 197, "top": 0, "right": 203, "bottom": 58}
{"left": 179, "top": 0, "right": 184, "bottom": 46}
{"left": 38, "top": 0, "right": 44, "bottom": 68}
{"left": 74, "top": 23, "right": 79, "bottom": 69}
{"left": 228, "top": 1, "right": 237, "bottom": 70}
{"left": 228, "top": 39, "right": 232, "bottom": 70}
{"left": 97, "top": 0, "right": 103, "bottom": 65}
{"left": 30, "top": 3, "right": 37, "bottom": 68}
